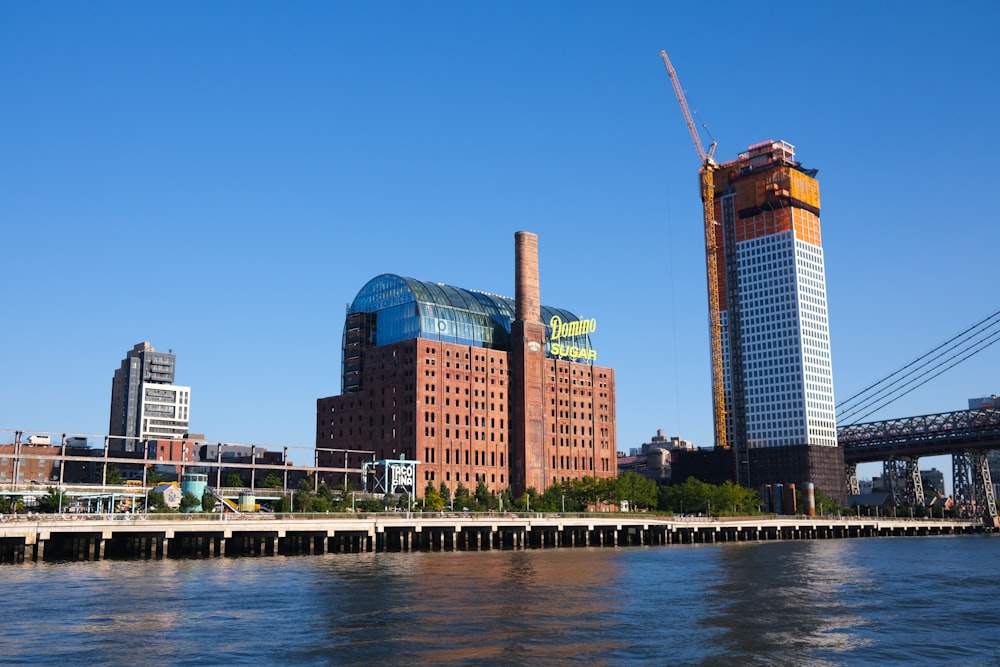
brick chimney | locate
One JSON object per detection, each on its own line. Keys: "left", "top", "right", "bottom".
{"left": 510, "top": 231, "right": 547, "bottom": 495}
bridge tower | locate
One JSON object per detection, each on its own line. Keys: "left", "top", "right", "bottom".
{"left": 883, "top": 457, "right": 924, "bottom": 508}
{"left": 845, "top": 463, "right": 860, "bottom": 496}
{"left": 953, "top": 451, "right": 999, "bottom": 525}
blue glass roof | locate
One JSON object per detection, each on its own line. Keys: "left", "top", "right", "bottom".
{"left": 348, "top": 274, "right": 591, "bottom": 354}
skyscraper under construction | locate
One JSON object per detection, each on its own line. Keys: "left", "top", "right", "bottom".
{"left": 713, "top": 140, "right": 843, "bottom": 497}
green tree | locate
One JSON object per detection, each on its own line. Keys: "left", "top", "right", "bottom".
{"left": 358, "top": 497, "right": 383, "bottom": 512}
{"left": 225, "top": 472, "right": 245, "bottom": 487}
{"left": 147, "top": 490, "right": 168, "bottom": 512}
{"left": 423, "top": 488, "right": 445, "bottom": 511}
{"left": 518, "top": 487, "right": 540, "bottom": 512}
{"left": 179, "top": 491, "right": 201, "bottom": 512}
{"left": 568, "top": 477, "right": 601, "bottom": 509}
{"left": 659, "top": 477, "right": 712, "bottom": 514}
{"left": 105, "top": 464, "right": 123, "bottom": 486}
{"left": 439, "top": 482, "right": 452, "bottom": 508}
{"left": 292, "top": 490, "right": 314, "bottom": 513}
{"left": 37, "top": 487, "right": 66, "bottom": 513}
{"left": 317, "top": 481, "right": 336, "bottom": 502}
{"left": 454, "top": 482, "right": 472, "bottom": 510}
{"left": 813, "top": 487, "right": 842, "bottom": 516}
{"left": 298, "top": 476, "right": 317, "bottom": 494}
{"left": 498, "top": 488, "right": 514, "bottom": 512}
{"left": 474, "top": 480, "right": 492, "bottom": 511}
{"left": 201, "top": 491, "right": 218, "bottom": 513}
{"left": 712, "top": 480, "right": 759, "bottom": 515}
{"left": 145, "top": 466, "right": 164, "bottom": 485}
{"left": 261, "top": 472, "right": 283, "bottom": 489}
{"left": 311, "top": 494, "right": 334, "bottom": 512}
{"left": 614, "top": 472, "right": 658, "bottom": 511}
{"left": 537, "top": 484, "right": 564, "bottom": 512}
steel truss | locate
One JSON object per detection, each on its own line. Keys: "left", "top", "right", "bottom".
{"left": 883, "top": 457, "right": 924, "bottom": 507}
{"left": 952, "top": 451, "right": 998, "bottom": 523}
{"left": 845, "top": 464, "right": 860, "bottom": 496}
{"left": 839, "top": 409, "right": 1000, "bottom": 458}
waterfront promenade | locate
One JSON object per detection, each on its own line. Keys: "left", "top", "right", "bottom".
{"left": 0, "top": 512, "right": 986, "bottom": 564}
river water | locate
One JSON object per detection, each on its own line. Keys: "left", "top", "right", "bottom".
{"left": 2, "top": 535, "right": 999, "bottom": 666}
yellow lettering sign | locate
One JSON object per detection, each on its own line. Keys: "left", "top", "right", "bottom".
{"left": 547, "top": 316, "right": 598, "bottom": 362}
{"left": 550, "top": 342, "right": 598, "bottom": 362}
{"left": 548, "top": 315, "right": 597, "bottom": 341}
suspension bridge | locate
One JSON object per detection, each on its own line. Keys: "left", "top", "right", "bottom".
{"left": 836, "top": 308, "right": 1000, "bottom": 524}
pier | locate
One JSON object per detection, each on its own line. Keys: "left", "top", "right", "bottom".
{"left": 0, "top": 514, "right": 986, "bottom": 564}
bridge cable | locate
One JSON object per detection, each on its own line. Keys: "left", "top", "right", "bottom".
{"left": 843, "top": 330, "right": 1000, "bottom": 424}
{"left": 837, "top": 311, "right": 1000, "bottom": 422}
{"left": 838, "top": 320, "right": 1000, "bottom": 422}
{"left": 838, "top": 323, "right": 1000, "bottom": 424}
{"left": 836, "top": 307, "right": 1000, "bottom": 416}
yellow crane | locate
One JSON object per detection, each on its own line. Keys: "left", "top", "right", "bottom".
{"left": 659, "top": 49, "right": 728, "bottom": 450}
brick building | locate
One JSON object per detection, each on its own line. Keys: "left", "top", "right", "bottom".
{"left": 316, "top": 231, "right": 616, "bottom": 498}
{"left": 0, "top": 437, "right": 101, "bottom": 485}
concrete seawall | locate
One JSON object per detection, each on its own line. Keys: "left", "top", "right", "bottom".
{"left": 0, "top": 514, "right": 986, "bottom": 564}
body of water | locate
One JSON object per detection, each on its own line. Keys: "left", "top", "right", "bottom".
{"left": 2, "top": 535, "right": 999, "bottom": 665}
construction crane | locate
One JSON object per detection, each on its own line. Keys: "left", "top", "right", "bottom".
{"left": 659, "top": 49, "right": 728, "bottom": 450}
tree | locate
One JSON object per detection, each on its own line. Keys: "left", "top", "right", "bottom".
{"left": 261, "top": 472, "right": 283, "bottom": 489}
{"left": 568, "top": 477, "right": 601, "bottom": 508}
{"left": 518, "top": 487, "right": 540, "bottom": 512}
{"left": 298, "top": 476, "right": 317, "bottom": 494}
{"left": 358, "top": 497, "right": 383, "bottom": 512}
{"left": 498, "top": 489, "right": 514, "bottom": 512}
{"left": 179, "top": 492, "right": 201, "bottom": 512}
{"left": 105, "top": 464, "right": 123, "bottom": 486}
{"left": 474, "top": 480, "right": 492, "bottom": 511}
{"left": 537, "top": 484, "right": 564, "bottom": 512}
{"left": 225, "top": 472, "right": 245, "bottom": 488}
{"left": 37, "top": 487, "right": 66, "bottom": 513}
{"left": 614, "top": 472, "right": 658, "bottom": 511}
{"left": 454, "top": 482, "right": 471, "bottom": 510}
{"left": 659, "top": 477, "right": 713, "bottom": 514}
{"left": 201, "top": 491, "right": 218, "bottom": 513}
{"left": 292, "top": 491, "right": 313, "bottom": 513}
{"left": 813, "top": 487, "right": 842, "bottom": 516}
{"left": 658, "top": 477, "right": 765, "bottom": 516}
{"left": 423, "top": 488, "right": 445, "bottom": 511}
{"left": 147, "top": 490, "right": 168, "bottom": 512}
{"left": 145, "top": 466, "right": 164, "bottom": 485}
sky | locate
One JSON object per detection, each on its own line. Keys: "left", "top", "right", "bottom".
{"left": 3, "top": 2, "right": 999, "bottom": 489}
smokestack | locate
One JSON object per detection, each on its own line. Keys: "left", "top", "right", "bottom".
{"left": 510, "top": 230, "right": 547, "bottom": 496}
{"left": 515, "top": 231, "right": 540, "bottom": 322}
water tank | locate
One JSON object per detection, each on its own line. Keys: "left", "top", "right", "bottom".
{"left": 238, "top": 491, "right": 256, "bottom": 512}
{"left": 803, "top": 482, "right": 816, "bottom": 517}
{"left": 180, "top": 473, "right": 208, "bottom": 512}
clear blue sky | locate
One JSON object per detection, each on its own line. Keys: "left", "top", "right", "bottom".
{"left": 3, "top": 2, "right": 998, "bottom": 489}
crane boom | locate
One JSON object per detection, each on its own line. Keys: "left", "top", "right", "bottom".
{"left": 660, "top": 49, "right": 728, "bottom": 450}
{"left": 659, "top": 50, "right": 708, "bottom": 163}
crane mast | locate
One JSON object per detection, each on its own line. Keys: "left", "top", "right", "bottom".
{"left": 660, "top": 49, "right": 728, "bottom": 450}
